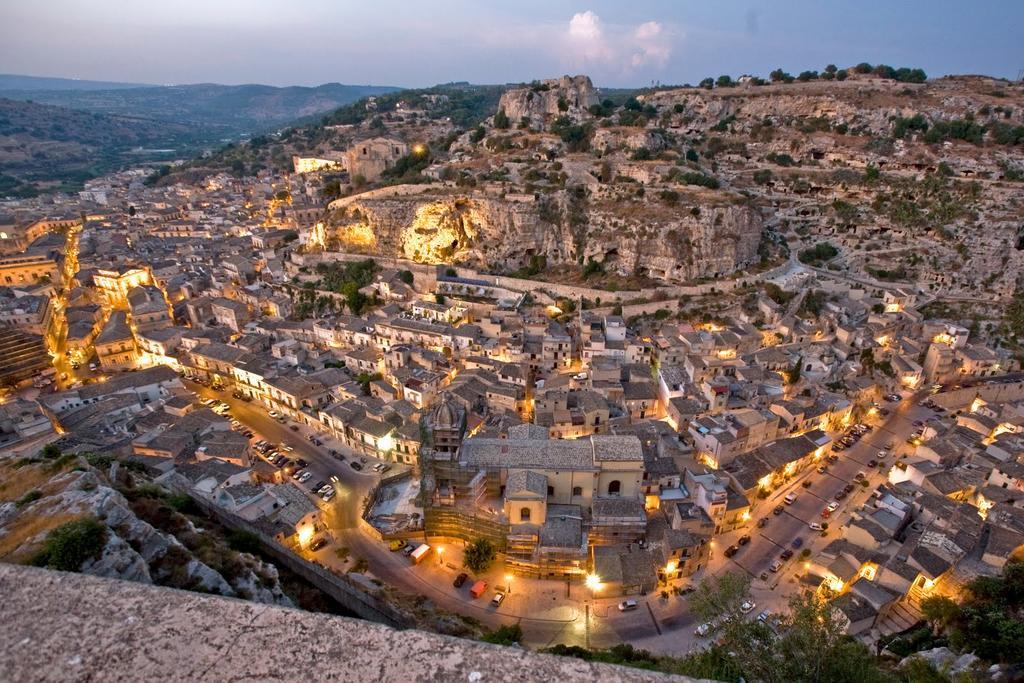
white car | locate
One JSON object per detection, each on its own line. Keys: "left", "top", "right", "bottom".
{"left": 316, "top": 484, "right": 333, "bottom": 495}
{"left": 695, "top": 622, "right": 712, "bottom": 637}
{"left": 757, "top": 609, "right": 771, "bottom": 623}
{"left": 321, "top": 489, "right": 336, "bottom": 501}
{"left": 809, "top": 521, "right": 824, "bottom": 531}
{"left": 618, "top": 599, "right": 638, "bottom": 612}
{"left": 827, "top": 501, "right": 839, "bottom": 512}
{"left": 297, "top": 471, "right": 312, "bottom": 483}
{"left": 740, "top": 600, "right": 756, "bottom": 614}
{"left": 268, "top": 410, "right": 280, "bottom": 419}
{"left": 491, "top": 592, "right": 505, "bottom": 607}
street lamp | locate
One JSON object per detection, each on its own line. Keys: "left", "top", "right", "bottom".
{"left": 505, "top": 574, "right": 513, "bottom": 594}
{"left": 438, "top": 546, "right": 445, "bottom": 566}
{"left": 585, "top": 573, "right": 602, "bottom": 592}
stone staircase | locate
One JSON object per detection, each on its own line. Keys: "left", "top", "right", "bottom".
{"left": 874, "top": 599, "right": 923, "bottom": 637}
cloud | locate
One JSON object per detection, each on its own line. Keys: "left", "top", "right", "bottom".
{"left": 567, "top": 11, "right": 611, "bottom": 63}
{"left": 569, "top": 11, "right": 602, "bottom": 43}
{"left": 564, "top": 12, "right": 674, "bottom": 74}
{"left": 630, "top": 21, "right": 671, "bottom": 68}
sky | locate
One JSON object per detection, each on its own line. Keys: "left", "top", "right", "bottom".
{"left": 1, "top": 0, "right": 1022, "bottom": 88}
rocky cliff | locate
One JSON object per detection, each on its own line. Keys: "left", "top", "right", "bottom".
{"left": 0, "top": 457, "right": 292, "bottom": 606}
{"left": 497, "top": 75, "right": 599, "bottom": 126}
{"left": 323, "top": 185, "right": 762, "bottom": 281}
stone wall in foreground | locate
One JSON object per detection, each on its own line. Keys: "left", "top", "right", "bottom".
{"left": 0, "top": 564, "right": 710, "bottom": 683}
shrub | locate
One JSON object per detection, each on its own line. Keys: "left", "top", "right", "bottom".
{"left": 16, "top": 490, "right": 42, "bottom": 507}
{"left": 227, "top": 530, "right": 262, "bottom": 555}
{"left": 481, "top": 624, "right": 523, "bottom": 645}
{"left": 33, "top": 517, "right": 107, "bottom": 572}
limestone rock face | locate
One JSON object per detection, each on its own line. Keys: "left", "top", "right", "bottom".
{"left": 497, "top": 75, "right": 599, "bottom": 127}
{"left": 1, "top": 464, "right": 293, "bottom": 608}
{"left": 324, "top": 186, "right": 762, "bottom": 282}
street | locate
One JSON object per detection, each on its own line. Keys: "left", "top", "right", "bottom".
{"left": 182, "top": 378, "right": 942, "bottom": 654}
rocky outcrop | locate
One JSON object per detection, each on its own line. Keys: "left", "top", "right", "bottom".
{"left": 1, "top": 463, "right": 293, "bottom": 608}
{"left": 497, "top": 75, "right": 598, "bottom": 127}
{"left": 324, "top": 185, "right": 762, "bottom": 281}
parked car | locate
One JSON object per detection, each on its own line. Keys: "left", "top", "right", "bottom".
{"left": 791, "top": 537, "right": 803, "bottom": 549}
{"left": 618, "top": 599, "right": 638, "bottom": 612}
{"left": 867, "top": 459, "right": 878, "bottom": 468}
{"left": 289, "top": 425, "right": 300, "bottom": 432}
{"left": 809, "top": 521, "right": 824, "bottom": 531}
{"left": 291, "top": 469, "right": 306, "bottom": 480}
{"left": 827, "top": 501, "right": 840, "bottom": 512}
{"left": 757, "top": 517, "right": 769, "bottom": 528}
{"left": 757, "top": 609, "right": 771, "bottom": 623}
{"left": 816, "top": 465, "right": 828, "bottom": 474}
{"left": 801, "top": 479, "right": 813, "bottom": 488}
{"left": 388, "top": 539, "right": 406, "bottom": 551}
{"left": 350, "top": 461, "right": 363, "bottom": 471}
{"left": 297, "top": 472, "right": 312, "bottom": 483}
{"left": 780, "top": 549, "right": 794, "bottom": 560}
{"left": 491, "top": 592, "right": 506, "bottom": 607}
{"left": 295, "top": 458, "right": 307, "bottom": 468}
{"left": 453, "top": 572, "right": 468, "bottom": 587}
{"left": 740, "top": 600, "right": 756, "bottom": 614}
{"left": 773, "top": 505, "right": 784, "bottom": 515}
{"left": 309, "top": 537, "right": 328, "bottom": 552}
{"left": 321, "top": 489, "right": 336, "bottom": 502}
{"left": 769, "top": 560, "right": 783, "bottom": 572}
{"left": 268, "top": 411, "right": 280, "bottom": 419}
{"left": 738, "top": 535, "right": 751, "bottom": 546}
{"left": 724, "top": 544, "right": 740, "bottom": 558}
{"left": 403, "top": 544, "right": 418, "bottom": 557}
{"left": 784, "top": 493, "right": 798, "bottom": 505}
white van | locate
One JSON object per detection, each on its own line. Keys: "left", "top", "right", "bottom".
{"left": 784, "top": 492, "right": 798, "bottom": 505}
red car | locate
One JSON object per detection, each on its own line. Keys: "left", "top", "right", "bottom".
{"left": 821, "top": 509, "right": 831, "bottom": 519}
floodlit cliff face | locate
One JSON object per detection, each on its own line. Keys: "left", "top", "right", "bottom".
{"left": 324, "top": 186, "right": 763, "bottom": 281}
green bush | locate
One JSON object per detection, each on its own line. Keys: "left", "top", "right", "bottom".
{"left": 481, "top": 624, "right": 523, "bottom": 645}
{"left": 16, "top": 490, "right": 42, "bottom": 507}
{"left": 227, "top": 530, "right": 262, "bottom": 555}
{"left": 33, "top": 517, "right": 107, "bottom": 571}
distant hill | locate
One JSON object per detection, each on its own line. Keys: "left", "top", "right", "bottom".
{"left": 0, "top": 73, "right": 153, "bottom": 91}
{"left": 0, "top": 97, "right": 200, "bottom": 197}
{"left": 0, "top": 75, "right": 402, "bottom": 196}
{"left": 0, "top": 79, "right": 402, "bottom": 136}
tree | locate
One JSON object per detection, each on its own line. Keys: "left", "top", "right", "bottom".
{"left": 397, "top": 269, "right": 414, "bottom": 285}
{"left": 716, "top": 75, "right": 734, "bottom": 88}
{"left": 40, "top": 443, "right": 62, "bottom": 460}
{"left": 469, "top": 126, "right": 486, "bottom": 143}
{"left": 690, "top": 571, "right": 751, "bottom": 624}
{"left": 493, "top": 107, "right": 510, "bottom": 129}
{"left": 920, "top": 595, "right": 961, "bottom": 635}
{"left": 463, "top": 538, "right": 496, "bottom": 574}
{"left": 699, "top": 77, "right": 715, "bottom": 90}
{"left": 33, "top": 517, "right": 107, "bottom": 572}
{"left": 787, "top": 356, "right": 803, "bottom": 385}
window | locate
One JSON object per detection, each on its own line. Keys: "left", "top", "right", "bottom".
{"left": 547, "top": 486, "right": 554, "bottom": 497}
{"left": 572, "top": 486, "right": 582, "bottom": 496}
{"left": 520, "top": 507, "right": 531, "bottom": 522}
{"left": 608, "top": 480, "right": 621, "bottom": 495}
